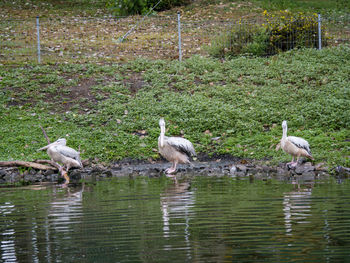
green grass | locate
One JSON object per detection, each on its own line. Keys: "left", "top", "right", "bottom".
{"left": 0, "top": 45, "right": 349, "bottom": 169}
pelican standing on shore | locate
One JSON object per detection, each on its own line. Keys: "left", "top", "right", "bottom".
{"left": 38, "top": 138, "right": 82, "bottom": 184}
{"left": 280, "top": 120, "right": 314, "bottom": 167}
{"left": 158, "top": 118, "right": 196, "bottom": 174}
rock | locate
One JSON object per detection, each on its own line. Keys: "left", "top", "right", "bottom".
{"left": 300, "top": 171, "right": 316, "bottom": 177}
{"left": 315, "top": 170, "right": 329, "bottom": 177}
{"left": 229, "top": 165, "right": 237, "bottom": 175}
{"left": 334, "top": 166, "right": 350, "bottom": 176}
{"left": 69, "top": 169, "right": 82, "bottom": 180}
{"left": 261, "top": 165, "right": 277, "bottom": 174}
{"left": 29, "top": 169, "right": 37, "bottom": 175}
{"left": 46, "top": 173, "right": 58, "bottom": 182}
{"left": 4, "top": 173, "right": 21, "bottom": 183}
{"left": 229, "top": 164, "right": 247, "bottom": 176}
{"left": 0, "top": 169, "right": 7, "bottom": 177}
{"left": 0, "top": 157, "right": 337, "bottom": 185}
{"left": 102, "top": 170, "right": 112, "bottom": 177}
{"left": 295, "top": 164, "right": 315, "bottom": 175}
{"left": 315, "top": 162, "right": 329, "bottom": 172}
{"left": 236, "top": 164, "right": 247, "bottom": 173}
{"left": 276, "top": 167, "right": 286, "bottom": 176}
{"left": 43, "top": 169, "right": 55, "bottom": 176}
{"left": 24, "top": 173, "right": 44, "bottom": 183}
{"left": 293, "top": 173, "right": 316, "bottom": 182}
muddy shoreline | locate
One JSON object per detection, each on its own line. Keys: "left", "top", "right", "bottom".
{"left": 1, "top": 154, "right": 349, "bottom": 185}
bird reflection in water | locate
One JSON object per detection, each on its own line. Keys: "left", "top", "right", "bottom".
{"left": 0, "top": 202, "right": 17, "bottom": 262}
{"left": 48, "top": 184, "right": 84, "bottom": 233}
{"left": 283, "top": 180, "right": 313, "bottom": 235}
{"left": 160, "top": 178, "right": 195, "bottom": 257}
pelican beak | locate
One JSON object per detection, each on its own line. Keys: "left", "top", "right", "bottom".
{"left": 37, "top": 145, "right": 49, "bottom": 151}
{"left": 37, "top": 142, "right": 55, "bottom": 151}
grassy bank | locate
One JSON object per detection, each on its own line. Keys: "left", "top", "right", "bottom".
{"left": 1, "top": 45, "right": 349, "bottom": 168}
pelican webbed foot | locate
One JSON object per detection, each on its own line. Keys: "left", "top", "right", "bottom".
{"left": 60, "top": 168, "right": 70, "bottom": 185}
{"left": 287, "top": 162, "right": 298, "bottom": 168}
{"left": 165, "top": 167, "right": 176, "bottom": 174}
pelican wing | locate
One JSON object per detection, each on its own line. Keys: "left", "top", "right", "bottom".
{"left": 166, "top": 136, "right": 196, "bottom": 157}
{"left": 287, "top": 136, "right": 312, "bottom": 155}
{"left": 56, "top": 145, "right": 82, "bottom": 163}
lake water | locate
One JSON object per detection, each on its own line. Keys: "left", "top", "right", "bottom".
{"left": 1, "top": 175, "right": 350, "bottom": 262}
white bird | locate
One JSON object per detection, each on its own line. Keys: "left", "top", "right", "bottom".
{"left": 158, "top": 118, "right": 196, "bottom": 174}
{"left": 38, "top": 138, "right": 82, "bottom": 184}
{"left": 280, "top": 120, "right": 314, "bottom": 167}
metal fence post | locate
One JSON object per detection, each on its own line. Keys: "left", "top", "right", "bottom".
{"left": 318, "top": 13, "right": 322, "bottom": 50}
{"left": 36, "top": 16, "right": 41, "bottom": 63}
{"left": 177, "top": 11, "right": 182, "bottom": 61}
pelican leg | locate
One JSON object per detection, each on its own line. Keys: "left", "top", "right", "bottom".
{"left": 60, "top": 167, "right": 70, "bottom": 184}
{"left": 292, "top": 156, "right": 301, "bottom": 167}
{"left": 287, "top": 157, "right": 298, "bottom": 168}
{"left": 290, "top": 156, "right": 299, "bottom": 167}
{"left": 165, "top": 162, "right": 177, "bottom": 174}
{"left": 287, "top": 157, "right": 294, "bottom": 165}
{"left": 290, "top": 162, "right": 298, "bottom": 168}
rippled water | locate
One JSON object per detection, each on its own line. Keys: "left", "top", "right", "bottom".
{"left": 1, "top": 176, "right": 350, "bottom": 262}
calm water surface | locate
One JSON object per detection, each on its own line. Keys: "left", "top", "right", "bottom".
{"left": 1, "top": 175, "right": 350, "bottom": 262}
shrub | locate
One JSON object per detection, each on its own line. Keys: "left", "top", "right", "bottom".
{"left": 208, "top": 11, "right": 329, "bottom": 57}
{"left": 145, "top": 0, "right": 191, "bottom": 12}
{"left": 107, "top": 0, "right": 191, "bottom": 16}
{"left": 208, "top": 23, "right": 270, "bottom": 58}
{"left": 242, "top": 27, "right": 270, "bottom": 56}
{"left": 107, "top": 0, "right": 145, "bottom": 16}
{"left": 264, "top": 10, "right": 328, "bottom": 54}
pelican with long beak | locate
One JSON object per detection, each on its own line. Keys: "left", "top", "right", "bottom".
{"left": 158, "top": 118, "right": 196, "bottom": 174}
{"left": 38, "top": 138, "right": 82, "bottom": 184}
{"left": 280, "top": 120, "right": 314, "bottom": 167}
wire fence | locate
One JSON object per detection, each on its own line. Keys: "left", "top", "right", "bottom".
{"left": 1, "top": 13, "right": 350, "bottom": 64}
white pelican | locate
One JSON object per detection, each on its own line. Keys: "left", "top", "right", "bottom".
{"left": 38, "top": 138, "right": 82, "bottom": 184}
{"left": 158, "top": 118, "right": 196, "bottom": 174}
{"left": 280, "top": 120, "right": 314, "bottom": 167}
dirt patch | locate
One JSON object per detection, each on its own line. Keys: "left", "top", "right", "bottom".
{"left": 35, "top": 78, "right": 98, "bottom": 114}
{"left": 123, "top": 72, "right": 147, "bottom": 95}
{"left": 60, "top": 78, "right": 98, "bottom": 113}
{"left": 5, "top": 69, "right": 147, "bottom": 113}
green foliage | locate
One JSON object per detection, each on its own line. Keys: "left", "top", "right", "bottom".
{"left": 145, "top": 0, "right": 191, "bottom": 12}
{"left": 208, "top": 24, "right": 270, "bottom": 58}
{"left": 107, "top": 0, "right": 191, "bottom": 15}
{"left": 0, "top": 46, "right": 350, "bottom": 167}
{"left": 264, "top": 10, "right": 328, "bottom": 53}
{"left": 242, "top": 27, "right": 270, "bottom": 56}
{"left": 107, "top": 0, "right": 145, "bottom": 16}
{"left": 209, "top": 11, "right": 329, "bottom": 57}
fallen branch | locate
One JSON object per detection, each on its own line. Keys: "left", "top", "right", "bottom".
{"left": 0, "top": 161, "right": 56, "bottom": 170}
{"left": 34, "top": 159, "right": 61, "bottom": 170}
{"left": 40, "top": 126, "right": 50, "bottom": 144}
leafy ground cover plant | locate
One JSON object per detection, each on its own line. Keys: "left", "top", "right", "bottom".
{"left": 0, "top": 45, "right": 349, "bottom": 168}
